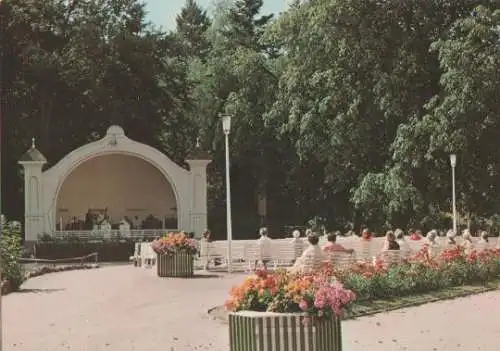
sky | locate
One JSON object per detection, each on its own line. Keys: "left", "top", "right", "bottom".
{"left": 144, "top": 0, "right": 290, "bottom": 30}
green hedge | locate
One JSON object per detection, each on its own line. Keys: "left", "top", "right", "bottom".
{"left": 1, "top": 222, "right": 26, "bottom": 290}
{"left": 34, "top": 240, "right": 139, "bottom": 261}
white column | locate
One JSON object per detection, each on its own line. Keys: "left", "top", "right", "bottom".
{"left": 185, "top": 159, "right": 211, "bottom": 238}
{"left": 18, "top": 161, "right": 46, "bottom": 242}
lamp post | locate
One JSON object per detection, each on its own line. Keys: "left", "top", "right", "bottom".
{"left": 222, "top": 114, "right": 233, "bottom": 273}
{"left": 450, "top": 154, "right": 457, "bottom": 235}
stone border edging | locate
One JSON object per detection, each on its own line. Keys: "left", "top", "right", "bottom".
{"left": 1, "top": 263, "right": 100, "bottom": 295}
{"left": 344, "top": 285, "right": 497, "bottom": 320}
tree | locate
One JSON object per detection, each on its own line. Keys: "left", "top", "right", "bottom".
{"left": 175, "top": 0, "right": 212, "bottom": 59}
{"left": 185, "top": 0, "right": 294, "bottom": 235}
{"left": 389, "top": 5, "right": 500, "bottom": 226}
{"left": 264, "top": 0, "right": 499, "bottom": 229}
{"left": 224, "top": 0, "right": 274, "bottom": 53}
{"left": 1, "top": 0, "right": 190, "bottom": 218}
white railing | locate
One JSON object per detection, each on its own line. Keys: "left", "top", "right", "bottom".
{"left": 50, "top": 229, "right": 177, "bottom": 241}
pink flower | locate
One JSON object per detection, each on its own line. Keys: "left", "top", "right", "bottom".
{"left": 314, "top": 296, "right": 326, "bottom": 309}
{"left": 299, "top": 300, "right": 309, "bottom": 311}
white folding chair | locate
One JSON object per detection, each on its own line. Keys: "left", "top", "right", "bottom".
{"left": 243, "top": 243, "right": 261, "bottom": 272}
{"left": 271, "top": 242, "right": 296, "bottom": 269}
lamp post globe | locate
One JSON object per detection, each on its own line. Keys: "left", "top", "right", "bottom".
{"left": 450, "top": 154, "right": 457, "bottom": 168}
{"left": 222, "top": 114, "right": 231, "bottom": 135}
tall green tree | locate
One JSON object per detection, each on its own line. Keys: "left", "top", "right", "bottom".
{"left": 387, "top": 5, "right": 500, "bottom": 227}
{"left": 187, "top": 0, "right": 293, "bottom": 234}
{"left": 175, "top": 0, "right": 212, "bottom": 60}
{"left": 265, "top": 0, "right": 499, "bottom": 230}
{"left": 224, "top": 0, "right": 274, "bottom": 53}
{"left": 1, "top": 0, "right": 190, "bottom": 218}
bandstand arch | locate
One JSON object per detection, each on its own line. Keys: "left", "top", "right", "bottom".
{"left": 19, "top": 126, "right": 211, "bottom": 242}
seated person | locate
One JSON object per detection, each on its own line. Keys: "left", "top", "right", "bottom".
{"left": 202, "top": 229, "right": 212, "bottom": 242}
{"left": 409, "top": 229, "right": 423, "bottom": 241}
{"left": 425, "top": 230, "right": 440, "bottom": 246}
{"left": 290, "top": 230, "right": 304, "bottom": 260}
{"left": 361, "top": 228, "right": 372, "bottom": 240}
{"left": 424, "top": 230, "right": 441, "bottom": 257}
{"left": 322, "top": 232, "right": 354, "bottom": 254}
{"left": 475, "top": 231, "right": 489, "bottom": 251}
{"left": 395, "top": 228, "right": 412, "bottom": 256}
{"left": 445, "top": 229, "right": 457, "bottom": 245}
{"left": 255, "top": 227, "right": 272, "bottom": 270}
{"left": 461, "top": 229, "right": 474, "bottom": 253}
{"left": 381, "top": 231, "right": 400, "bottom": 251}
{"left": 290, "top": 234, "right": 325, "bottom": 274}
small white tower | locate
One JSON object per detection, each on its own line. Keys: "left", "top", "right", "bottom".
{"left": 18, "top": 138, "right": 47, "bottom": 243}
{"left": 185, "top": 137, "right": 211, "bottom": 238}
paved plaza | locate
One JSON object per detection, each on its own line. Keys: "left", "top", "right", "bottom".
{"left": 3, "top": 265, "right": 500, "bottom": 351}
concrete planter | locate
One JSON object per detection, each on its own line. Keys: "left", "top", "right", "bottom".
{"left": 157, "top": 252, "right": 194, "bottom": 277}
{"left": 229, "top": 311, "right": 342, "bottom": 351}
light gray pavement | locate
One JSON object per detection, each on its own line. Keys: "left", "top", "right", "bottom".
{"left": 3, "top": 265, "right": 500, "bottom": 351}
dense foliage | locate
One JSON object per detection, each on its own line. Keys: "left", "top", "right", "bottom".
{"left": 2, "top": 0, "right": 500, "bottom": 236}
{"left": 0, "top": 221, "right": 26, "bottom": 290}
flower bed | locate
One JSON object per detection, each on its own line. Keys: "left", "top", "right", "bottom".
{"left": 151, "top": 232, "right": 198, "bottom": 277}
{"left": 331, "top": 247, "right": 500, "bottom": 301}
{"left": 224, "top": 246, "right": 500, "bottom": 350}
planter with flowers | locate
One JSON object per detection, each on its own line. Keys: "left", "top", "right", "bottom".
{"left": 151, "top": 232, "right": 198, "bottom": 277}
{"left": 225, "top": 270, "right": 355, "bottom": 351}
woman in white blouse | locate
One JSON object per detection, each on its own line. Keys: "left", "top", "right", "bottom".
{"left": 290, "top": 234, "right": 325, "bottom": 274}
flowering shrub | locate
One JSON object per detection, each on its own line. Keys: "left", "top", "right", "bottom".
{"left": 227, "top": 247, "right": 500, "bottom": 314}
{"left": 225, "top": 269, "right": 356, "bottom": 319}
{"left": 337, "top": 247, "right": 500, "bottom": 301}
{"left": 151, "top": 232, "right": 198, "bottom": 256}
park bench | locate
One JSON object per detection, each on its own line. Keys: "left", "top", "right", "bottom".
{"left": 378, "top": 250, "right": 403, "bottom": 265}
{"left": 325, "top": 251, "right": 355, "bottom": 268}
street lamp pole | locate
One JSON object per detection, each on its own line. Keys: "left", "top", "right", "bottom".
{"left": 222, "top": 115, "right": 233, "bottom": 273}
{"left": 450, "top": 154, "right": 457, "bottom": 234}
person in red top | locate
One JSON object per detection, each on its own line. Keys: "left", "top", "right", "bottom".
{"left": 409, "top": 229, "right": 423, "bottom": 241}
{"left": 361, "top": 228, "right": 372, "bottom": 240}
{"left": 323, "top": 232, "right": 354, "bottom": 254}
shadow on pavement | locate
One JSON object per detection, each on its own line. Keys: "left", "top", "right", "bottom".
{"left": 16, "top": 288, "right": 66, "bottom": 294}
{"left": 158, "top": 274, "right": 223, "bottom": 279}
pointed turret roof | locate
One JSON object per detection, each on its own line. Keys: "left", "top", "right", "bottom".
{"left": 19, "top": 137, "right": 47, "bottom": 163}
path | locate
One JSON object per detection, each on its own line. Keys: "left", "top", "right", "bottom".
{"left": 3, "top": 265, "right": 500, "bottom": 350}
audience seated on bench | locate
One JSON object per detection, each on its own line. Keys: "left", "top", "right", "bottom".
{"left": 254, "top": 227, "right": 272, "bottom": 270}
{"left": 289, "top": 234, "right": 325, "bottom": 274}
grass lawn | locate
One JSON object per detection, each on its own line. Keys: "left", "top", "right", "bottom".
{"left": 344, "top": 278, "right": 500, "bottom": 320}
